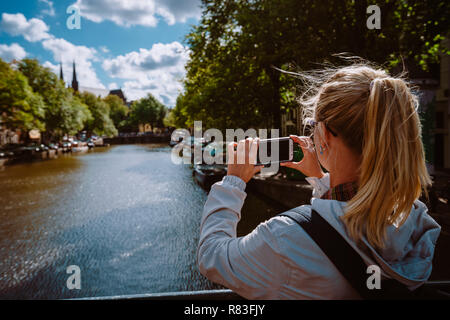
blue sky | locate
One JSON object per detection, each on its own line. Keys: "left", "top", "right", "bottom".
{"left": 0, "top": 0, "right": 202, "bottom": 106}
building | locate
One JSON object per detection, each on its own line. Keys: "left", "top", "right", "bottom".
{"left": 64, "top": 61, "right": 125, "bottom": 101}
{"left": 434, "top": 39, "right": 450, "bottom": 169}
{"left": 109, "top": 89, "right": 127, "bottom": 104}
{"left": 71, "top": 61, "right": 79, "bottom": 92}
{"left": 59, "top": 62, "right": 64, "bottom": 82}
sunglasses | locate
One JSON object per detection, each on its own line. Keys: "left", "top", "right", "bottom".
{"left": 307, "top": 119, "right": 338, "bottom": 137}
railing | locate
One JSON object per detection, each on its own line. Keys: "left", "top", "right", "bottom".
{"left": 74, "top": 289, "right": 242, "bottom": 300}
{"left": 426, "top": 280, "right": 450, "bottom": 295}
{"left": 73, "top": 281, "right": 450, "bottom": 300}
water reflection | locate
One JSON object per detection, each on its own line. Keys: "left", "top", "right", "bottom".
{"left": 0, "top": 144, "right": 222, "bottom": 299}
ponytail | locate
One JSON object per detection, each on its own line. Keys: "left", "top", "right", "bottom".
{"left": 298, "top": 63, "right": 432, "bottom": 249}
{"left": 342, "top": 76, "right": 432, "bottom": 248}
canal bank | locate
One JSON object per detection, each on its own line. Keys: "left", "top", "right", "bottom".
{"left": 0, "top": 149, "right": 58, "bottom": 168}
{"left": 0, "top": 143, "right": 110, "bottom": 168}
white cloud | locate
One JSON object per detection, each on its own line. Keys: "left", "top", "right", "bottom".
{"left": 0, "top": 43, "right": 27, "bottom": 61}
{"left": 102, "top": 42, "right": 188, "bottom": 77}
{"left": 0, "top": 13, "right": 105, "bottom": 89}
{"left": 108, "top": 82, "right": 118, "bottom": 90}
{"left": 39, "top": 0, "right": 55, "bottom": 17}
{"left": 102, "top": 42, "right": 189, "bottom": 106}
{"left": 99, "top": 46, "right": 110, "bottom": 53}
{"left": 74, "top": 0, "right": 201, "bottom": 27}
{"left": 42, "top": 38, "right": 104, "bottom": 89}
{"left": 155, "top": 0, "right": 202, "bottom": 24}
{"left": 122, "top": 76, "right": 183, "bottom": 106}
{"left": 0, "top": 13, "right": 51, "bottom": 42}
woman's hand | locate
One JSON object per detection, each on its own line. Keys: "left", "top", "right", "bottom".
{"left": 281, "top": 135, "right": 325, "bottom": 178}
{"left": 227, "top": 137, "right": 264, "bottom": 183}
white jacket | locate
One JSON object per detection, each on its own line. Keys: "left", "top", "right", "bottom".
{"left": 197, "top": 174, "right": 441, "bottom": 299}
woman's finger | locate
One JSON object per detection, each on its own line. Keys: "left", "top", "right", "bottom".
{"left": 244, "top": 138, "right": 252, "bottom": 164}
{"left": 253, "top": 165, "right": 264, "bottom": 175}
{"left": 227, "top": 141, "right": 237, "bottom": 164}
{"left": 280, "top": 161, "right": 301, "bottom": 168}
{"left": 249, "top": 138, "right": 258, "bottom": 165}
{"left": 237, "top": 139, "right": 246, "bottom": 164}
{"left": 292, "top": 135, "right": 314, "bottom": 151}
{"left": 289, "top": 135, "right": 303, "bottom": 144}
{"left": 290, "top": 135, "right": 309, "bottom": 147}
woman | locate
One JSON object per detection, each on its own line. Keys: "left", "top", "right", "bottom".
{"left": 196, "top": 63, "right": 441, "bottom": 299}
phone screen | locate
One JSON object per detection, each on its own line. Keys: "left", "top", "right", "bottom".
{"left": 256, "top": 137, "right": 293, "bottom": 165}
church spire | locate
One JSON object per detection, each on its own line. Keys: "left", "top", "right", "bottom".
{"left": 71, "top": 60, "right": 79, "bottom": 92}
{"left": 59, "top": 62, "right": 64, "bottom": 81}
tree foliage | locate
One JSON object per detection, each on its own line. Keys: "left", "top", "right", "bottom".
{"left": 1, "top": 57, "right": 173, "bottom": 140}
{"left": 17, "top": 58, "right": 93, "bottom": 139}
{"left": 78, "top": 91, "right": 117, "bottom": 137}
{"left": 176, "top": 0, "right": 450, "bottom": 130}
{"left": 103, "top": 94, "right": 129, "bottom": 131}
{"left": 0, "top": 59, "right": 45, "bottom": 133}
{"left": 128, "top": 93, "right": 167, "bottom": 131}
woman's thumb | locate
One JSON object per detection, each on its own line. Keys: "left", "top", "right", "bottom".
{"left": 281, "top": 161, "right": 302, "bottom": 169}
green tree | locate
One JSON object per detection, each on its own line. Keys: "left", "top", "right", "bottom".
{"left": 177, "top": 0, "right": 450, "bottom": 130}
{"left": 0, "top": 58, "right": 45, "bottom": 135}
{"left": 128, "top": 94, "right": 167, "bottom": 131}
{"left": 163, "top": 109, "right": 177, "bottom": 128}
{"left": 17, "top": 58, "right": 91, "bottom": 140}
{"left": 60, "top": 95, "right": 92, "bottom": 136}
{"left": 103, "top": 94, "right": 129, "bottom": 132}
{"left": 79, "top": 91, "right": 117, "bottom": 137}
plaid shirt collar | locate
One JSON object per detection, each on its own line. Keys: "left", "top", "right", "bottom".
{"left": 320, "top": 181, "right": 359, "bottom": 201}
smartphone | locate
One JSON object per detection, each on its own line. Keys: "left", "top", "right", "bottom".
{"left": 256, "top": 137, "right": 294, "bottom": 165}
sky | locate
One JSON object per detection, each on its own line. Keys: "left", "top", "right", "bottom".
{"left": 0, "top": 0, "right": 202, "bottom": 107}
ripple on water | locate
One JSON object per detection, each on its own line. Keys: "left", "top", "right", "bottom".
{"left": 0, "top": 144, "right": 221, "bottom": 299}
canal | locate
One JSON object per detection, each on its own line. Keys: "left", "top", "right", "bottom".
{"left": 0, "top": 144, "right": 284, "bottom": 299}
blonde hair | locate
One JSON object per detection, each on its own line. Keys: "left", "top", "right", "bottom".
{"left": 298, "top": 62, "right": 432, "bottom": 249}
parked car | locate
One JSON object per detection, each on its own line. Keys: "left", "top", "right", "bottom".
{"left": 48, "top": 143, "right": 59, "bottom": 151}
{"left": 59, "top": 141, "right": 72, "bottom": 153}
{"left": 24, "top": 143, "right": 48, "bottom": 153}
{"left": 0, "top": 144, "right": 17, "bottom": 158}
{"left": 86, "top": 139, "right": 95, "bottom": 149}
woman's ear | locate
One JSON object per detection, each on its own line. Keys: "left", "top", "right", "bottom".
{"left": 319, "top": 122, "right": 332, "bottom": 147}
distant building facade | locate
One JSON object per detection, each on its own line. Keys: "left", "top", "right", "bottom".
{"left": 63, "top": 61, "right": 127, "bottom": 102}
{"left": 109, "top": 89, "right": 127, "bottom": 104}
{"left": 434, "top": 39, "right": 450, "bottom": 169}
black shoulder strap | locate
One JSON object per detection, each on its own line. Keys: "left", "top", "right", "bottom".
{"left": 278, "top": 208, "right": 415, "bottom": 300}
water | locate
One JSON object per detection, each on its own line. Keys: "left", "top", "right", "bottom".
{"left": 0, "top": 144, "right": 236, "bottom": 299}
{"left": 3, "top": 144, "right": 446, "bottom": 299}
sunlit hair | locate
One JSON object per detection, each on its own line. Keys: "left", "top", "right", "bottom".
{"left": 294, "top": 61, "right": 432, "bottom": 248}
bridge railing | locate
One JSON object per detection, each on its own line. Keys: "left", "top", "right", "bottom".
{"left": 74, "top": 289, "right": 242, "bottom": 300}
{"left": 73, "top": 281, "right": 450, "bottom": 300}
